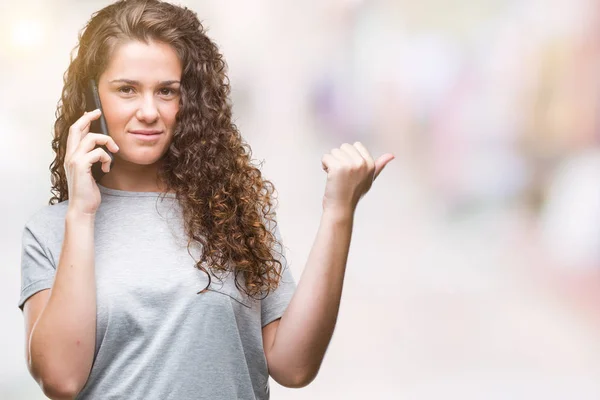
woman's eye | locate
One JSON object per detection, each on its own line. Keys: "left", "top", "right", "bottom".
{"left": 160, "top": 88, "right": 177, "bottom": 96}
{"left": 118, "top": 86, "right": 134, "bottom": 94}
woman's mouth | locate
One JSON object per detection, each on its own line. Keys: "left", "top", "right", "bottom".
{"left": 130, "top": 130, "right": 163, "bottom": 141}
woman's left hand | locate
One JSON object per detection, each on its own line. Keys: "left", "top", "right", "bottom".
{"left": 321, "top": 142, "right": 395, "bottom": 215}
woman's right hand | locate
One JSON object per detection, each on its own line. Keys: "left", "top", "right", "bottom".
{"left": 64, "top": 109, "right": 119, "bottom": 216}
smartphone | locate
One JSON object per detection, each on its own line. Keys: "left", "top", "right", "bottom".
{"left": 84, "top": 79, "right": 113, "bottom": 182}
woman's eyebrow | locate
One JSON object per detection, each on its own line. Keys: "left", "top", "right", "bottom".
{"left": 109, "top": 79, "right": 181, "bottom": 85}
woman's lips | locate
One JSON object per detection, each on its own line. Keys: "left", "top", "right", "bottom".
{"left": 129, "top": 130, "right": 163, "bottom": 135}
{"left": 130, "top": 131, "right": 163, "bottom": 141}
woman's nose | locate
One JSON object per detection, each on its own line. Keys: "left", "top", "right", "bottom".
{"left": 135, "top": 95, "right": 159, "bottom": 123}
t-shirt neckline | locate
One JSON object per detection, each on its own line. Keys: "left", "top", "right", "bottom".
{"left": 97, "top": 183, "right": 177, "bottom": 198}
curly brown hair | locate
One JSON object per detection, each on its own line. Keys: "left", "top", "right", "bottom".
{"left": 48, "top": 0, "right": 286, "bottom": 300}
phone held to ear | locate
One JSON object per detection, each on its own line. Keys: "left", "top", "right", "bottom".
{"left": 84, "top": 79, "right": 113, "bottom": 183}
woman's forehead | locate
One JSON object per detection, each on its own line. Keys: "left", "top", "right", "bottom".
{"left": 102, "top": 39, "right": 182, "bottom": 83}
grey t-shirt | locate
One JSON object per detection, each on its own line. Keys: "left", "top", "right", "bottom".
{"left": 18, "top": 183, "right": 296, "bottom": 399}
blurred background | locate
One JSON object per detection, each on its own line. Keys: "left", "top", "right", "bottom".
{"left": 2, "top": 0, "right": 600, "bottom": 398}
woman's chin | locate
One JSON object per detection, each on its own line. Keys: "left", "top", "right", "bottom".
{"left": 117, "top": 150, "right": 167, "bottom": 166}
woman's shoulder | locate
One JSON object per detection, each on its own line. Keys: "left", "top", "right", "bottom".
{"left": 24, "top": 199, "right": 70, "bottom": 234}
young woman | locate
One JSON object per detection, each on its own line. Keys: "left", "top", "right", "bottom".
{"left": 18, "top": 1, "right": 394, "bottom": 399}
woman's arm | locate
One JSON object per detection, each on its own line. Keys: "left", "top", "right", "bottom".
{"left": 263, "top": 142, "right": 394, "bottom": 388}
{"left": 263, "top": 207, "right": 353, "bottom": 388}
{"left": 27, "top": 210, "right": 98, "bottom": 399}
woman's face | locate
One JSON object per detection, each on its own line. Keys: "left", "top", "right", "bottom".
{"left": 96, "top": 39, "right": 182, "bottom": 166}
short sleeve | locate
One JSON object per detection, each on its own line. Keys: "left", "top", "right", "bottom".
{"left": 18, "top": 223, "right": 56, "bottom": 311}
{"left": 261, "top": 218, "right": 297, "bottom": 327}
